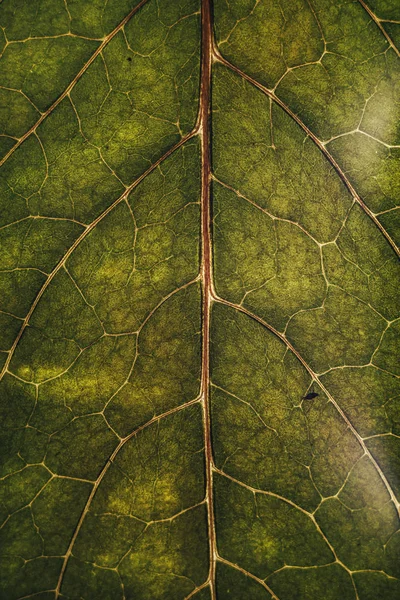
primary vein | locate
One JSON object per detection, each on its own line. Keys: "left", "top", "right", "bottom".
{"left": 199, "top": 1, "right": 216, "bottom": 597}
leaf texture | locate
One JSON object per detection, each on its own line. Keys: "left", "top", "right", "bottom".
{"left": 0, "top": 0, "right": 399, "bottom": 599}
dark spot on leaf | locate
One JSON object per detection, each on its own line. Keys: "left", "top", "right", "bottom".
{"left": 303, "top": 392, "right": 319, "bottom": 400}
{"left": 127, "top": 57, "right": 132, "bottom": 62}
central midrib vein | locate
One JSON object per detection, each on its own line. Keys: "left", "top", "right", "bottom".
{"left": 198, "top": 0, "right": 217, "bottom": 596}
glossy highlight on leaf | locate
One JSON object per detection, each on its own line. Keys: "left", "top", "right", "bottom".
{"left": 0, "top": 0, "right": 399, "bottom": 599}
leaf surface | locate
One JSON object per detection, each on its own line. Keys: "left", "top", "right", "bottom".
{"left": 0, "top": 0, "right": 399, "bottom": 599}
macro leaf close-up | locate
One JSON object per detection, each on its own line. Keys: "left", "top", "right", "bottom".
{"left": 0, "top": 0, "right": 399, "bottom": 598}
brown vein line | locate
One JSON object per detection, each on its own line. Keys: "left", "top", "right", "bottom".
{"left": 199, "top": 1, "right": 216, "bottom": 598}
{"left": 213, "top": 467, "right": 312, "bottom": 518}
{"left": 0, "top": 130, "right": 197, "bottom": 384}
{"left": 357, "top": 0, "right": 400, "bottom": 57}
{"left": 212, "top": 293, "right": 400, "bottom": 517}
{"left": 217, "top": 556, "right": 281, "bottom": 600}
{"left": 137, "top": 276, "right": 201, "bottom": 334}
{"left": 184, "top": 581, "right": 210, "bottom": 600}
{"left": 212, "top": 46, "right": 400, "bottom": 259}
{"left": 54, "top": 395, "right": 202, "bottom": 598}
{"left": 0, "top": 0, "right": 150, "bottom": 169}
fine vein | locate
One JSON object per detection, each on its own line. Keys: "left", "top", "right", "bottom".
{"left": 357, "top": 0, "right": 400, "bottom": 57}
{"left": 54, "top": 396, "right": 202, "bottom": 598}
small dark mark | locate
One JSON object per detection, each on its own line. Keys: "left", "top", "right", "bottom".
{"left": 303, "top": 392, "right": 319, "bottom": 400}
{"left": 127, "top": 57, "right": 132, "bottom": 62}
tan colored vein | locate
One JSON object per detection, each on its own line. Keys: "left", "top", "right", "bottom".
{"left": 357, "top": 0, "right": 400, "bottom": 57}
{"left": 183, "top": 581, "right": 210, "bottom": 599}
{"left": 213, "top": 467, "right": 352, "bottom": 578}
{"left": 217, "top": 555, "right": 281, "bottom": 599}
{"left": 199, "top": 1, "right": 217, "bottom": 598}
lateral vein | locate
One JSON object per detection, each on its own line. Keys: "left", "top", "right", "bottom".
{"left": 212, "top": 293, "right": 400, "bottom": 517}
{"left": 0, "top": 0, "right": 152, "bottom": 169}
{"left": 54, "top": 395, "right": 202, "bottom": 598}
{"left": 211, "top": 45, "right": 400, "bottom": 259}
{"left": 0, "top": 131, "right": 198, "bottom": 384}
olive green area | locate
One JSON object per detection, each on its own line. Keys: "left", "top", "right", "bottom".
{"left": 192, "top": 588, "right": 212, "bottom": 600}
{"left": 383, "top": 23, "right": 400, "bottom": 50}
{"left": 67, "top": 140, "right": 201, "bottom": 336}
{"left": 285, "top": 203, "right": 399, "bottom": 374}
{"left": 61, "top": 405, "right": 208, "bottom": 599}
{"left": 1, "top": 0, "right": 399, "bottom": 598}
{"left": 212, "top": 64, "right": 351, "bottom": 330}
{"left": 211, "top": 304, "right": 364, "bottom": 508}
{"left": 105, "top": 284, "right": 202, "bottom": 437}
{"left": 210, "top": 304, "right": 399, "bottom": 594}
{"left": 362, "top": 0, "right": 400, "bottom": 53}
{"left": 213, "top": 0, "right": 323, "bottom": 90}
{"left": 0, "top": 556, "right": 63, "bottom": 600}
{"left": 70, "top": 0, "right": 200, "bottom": 183}
{"left": 0, "top": 0, "right": 201, "bottom": 379}
{"left": 267, "top": 564, "right": 355, "bottom": 600}
{"left": 353, "top": 571, "right": 400, "bottom": 600}
{"left": 214, "top": 475, "right": 336, "bottom": 585}
{"left": 0, "top": 0, "right": 145, "bottom": 152}
{"left": 212, "top": 64, "right": 352, "bottom": 246}
{"left": 213, "top": 0, "right": 400, "bottom": 240}
{"left": 0, "top": 0, "right": 203, "bottom": 586}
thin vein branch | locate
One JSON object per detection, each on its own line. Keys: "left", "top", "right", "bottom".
{"left": 184, "top": 581, "right": 210, "bottom": 599}
{"left": 217, "top": 555, "right": 281, "bottom": 599}
{"left": 213, "top": 467, "right": 356, "bottom": 580}
{"left": 357, "top": 0, "right": 400, "bottom": 57}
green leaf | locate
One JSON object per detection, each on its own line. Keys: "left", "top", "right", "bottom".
{"left": 0, "top": 0, "right": 399, "bottom": 598}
